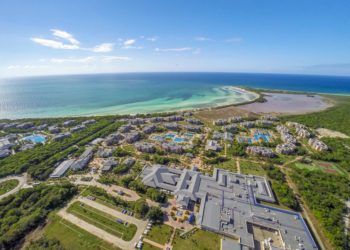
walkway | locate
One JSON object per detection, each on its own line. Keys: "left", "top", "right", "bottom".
{"left": 0, "top": 173, "right": 28, "bottom": 200}
{"left": 58, "top": 196, "right": 148, "bottom": 250}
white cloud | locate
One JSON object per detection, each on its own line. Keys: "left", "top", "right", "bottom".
{"left": 155, "top": 47, "right": 193, "bottom": 52}
{"left": 31, "top": 38, "right": 79, "bottom": 50}
{"left": 8, "top": 64, "right": 49, "bottom": 70}
{"left": 89, "top": 43, "right": 114, "bottom": 53}
{"left": 101, "top": 56, "right": 131, "bottom": 62}
{"left": 124, "top": 39, "right": 136, "bottom": 46}
{"left": 226, "top": 37, "right": 243, "bottom": 44}
{"left": 146, "top": 36, "right": 158, "bottom": 42}
{"left": 195, "top": 36, "right": 212, "bottom": 41}
{"left": 31, "top": 29, "right": 114, "bottom": 53}
{"left": 51, "top": 29, "right": 80, "bottom": 45}
{"left": 7, "top": 65, "right": 21, "bottom": 69}
{"left": 50, "top": 56, "right": 94, "bottom": 63}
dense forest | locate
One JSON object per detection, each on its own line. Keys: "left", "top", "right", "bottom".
{"left": 290, "top": 169, "right": 350, "bottom": 249}
{"left": 0, "top": 183, "right": 77, "bottom": 249}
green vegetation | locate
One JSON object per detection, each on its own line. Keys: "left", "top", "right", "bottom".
{"left": 172, "top": 228, "right": 220, "bottom": 250}
{"left": 239, "top": 160, "right": 265, "bottom": 176}
{"left": 0, "top": 183, "right": 77, "bottom": 249}
{"left": 146, "top": 188, "right": 167, "bottom": 203}
{"left": 282, "top": 95, "right": 350, "bottom": 135}
{"left": 290, "top": 169, "right": 350, "bottom": 249}
{"left": 0, "top": 119, "right": 123, "bottom": 180}
{"left": 43, "top": 214, "right": 120, "bottom": 250}
{"left": 142, "top": 242, "right": 161, "bottom": 250}
{"left": 146, "top": 224, "right": 173, "bottom": 245}
{"left": 147, "top": 207, "right": 164, "bottom": 224}
{"left": 67, "top": 201, "right": 137, "bottom": 241}
{"left": 0, "top": 179, "right": 19, "bottom": 195}
{"left": 263, "top": 165, "right": 300, "bottom": 211}
{"left": 26, "top": 236, "right": 64, "bottom": 250}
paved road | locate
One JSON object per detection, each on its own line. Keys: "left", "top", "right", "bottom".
{"left": 58, "top": 196, "right": 147, "bottom": 250}
{"left": 71, "top": 175, "right": 141, "bottom": 202}
{"left": 0, "top": 173, "right": 28, "bottom": 200}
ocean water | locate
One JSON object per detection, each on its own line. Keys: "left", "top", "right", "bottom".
{"left": 0, "top": 72, "right": 349, "bottom": 119}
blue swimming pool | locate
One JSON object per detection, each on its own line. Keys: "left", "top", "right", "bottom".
{"left": 165, "top": 133, "right": 177, "bottom": 139}
{"left": 173, "top": 137, "right": 186, "bottom": 143}
{"left": 23, "top": 134, "right": 46, "bottom": 144}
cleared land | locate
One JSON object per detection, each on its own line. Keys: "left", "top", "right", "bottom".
{"left": 44, "top": 214, "right": 121, "bottom": 250}
{"left": 67, "top": 201, "right": 137, "bottom": 241}
{"left": 239, "top": 160, "right": 266, "bottom": 176}
{"left": 293, "top": 161, "right": 346, "bottom": 175}
{"left": 146, "top": 224, "right": 173, "bottom": 245}
{"left": 0, "top": 179, "right": 19, "bottom": 195}
{"left": 172, "top": 229, "right": 221, "bottom": 250}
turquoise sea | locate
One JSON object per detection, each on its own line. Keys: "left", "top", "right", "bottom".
{"left": 0, "top": 72, "right": 350, "bottom": 119}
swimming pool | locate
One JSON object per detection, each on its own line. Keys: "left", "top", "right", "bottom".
{"left": 165, "top": 133, "right": 177, "bottom": 139}
{"left": 23, "top": 134, "right": 46, "bottom": 144}
{"left": 173, "top": 137, "right": 186, "bottom": 143}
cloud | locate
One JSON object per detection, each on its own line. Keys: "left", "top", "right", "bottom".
{"left": 101, "top": 56, "right": 131, "bottom": 62}
{"left": 123, "top": 39, "right": 136, "bottom": 46}
{"left": 155, "top": 47, "right": 193, "bottom": 52}
{"left": 89, "top": 43, "right": 114, "bottom": 53}
{"left": 7, "top": 64, "right": 49, "bottom": 70}
{"left": 195, "top": 36, "right": 212, "bottom": 41}
{"left": 50, "top": 56, "right": 94, "bottom": 63}
{"left": 146, "top": 36, "right": 158, "bottom": 42}
{"left": 51, "top": 29, "right": 80, "bottom": 45}
{"left": 225, "top": 37, "right": 243, "bottom": 44}
{"left": 31, "top": 38, "right": 79, "bottom": 50}
{"left": 7, "top": 65, "right": 21, "bottom": 69}
{"left": 31, "top": 29, "right": 114, "bottom": 52}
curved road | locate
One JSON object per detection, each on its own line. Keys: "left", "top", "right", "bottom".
{"left": 0, "top": 173, "right": 28, "bottom": 200}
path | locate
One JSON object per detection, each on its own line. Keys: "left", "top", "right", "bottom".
{"left": 236, "top": 158, "right": 241, "bottom": 174}
{"left": 143, "top": 238, "right": 165, "bottom": 249}
{"left": 0, "top": 173, "right": 28, "bottom": 200}
{"left": 58, "top": 196, "right": 148, "bottom": 250}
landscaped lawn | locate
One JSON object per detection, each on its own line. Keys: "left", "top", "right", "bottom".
{"left": 239, "top": 160, "right": 266, "bottom": 176}
{"left": 0, "top": 179, "right": 19, "bottom": 195}
{"left": 172, "top": 229, "right": 220, "bottom": 250}
{"left": 67, "top": 201, "right": 137, "bottom": 241}
{"left": 146, "top": 223, "right": 173, "bottom": 245}
{"left": 44, "top": 214, "right": 121, "bottom": 250}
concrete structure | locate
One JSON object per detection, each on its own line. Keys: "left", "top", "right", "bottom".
{"left": 16, "top": 122, "right": 34, "bottom": 129}
{"left": 213, "top": 131, "right": 234, "bottom": 142}
{"left": 104, "top": 133, "right": 124, "bottom": 146}
{"left": 229, "top": 116, "right": 243, "bottom": 123}
{"left": 141, "top": 166, "right": 318, "bottom": 250}
{"left": 186, "top": 118, "right": 203, "bottom": 125}
{"left": 101, "top": 158, "right": 118, "bottom": 172}
{"left": 162, "top": 142, "right": 184, "bottom": 154}
{"left": 142, "top": 124, "right": 156, "bottom": 134}
{"left": 135, "top": 142, "right": 156, "bottom": 153}
{"left": 213, "top": 119, "right": 229, "bottom": 126}
{"left": 163, "top": 122, "right": 179, "bottom": 131}
{"left": 183, "top": 124, "right": 202, "bottom": 133}
{"left": 240, "top": 121, "right": 255, "bottom": 128}
{"left": 0, "top": 149, "right": 11, "bottom": 158}
{"left": 48, "top": 125, "right": 61, "bottom": 134}
{"left": 63, "top": 120, "right": 76, "bottom": 127}
{"left": 276, "top": 143, "right": 297, "bottom": 155}
{"left": 308, "top": 138, "right": 328, "bottom": 152}
{"left": 223, "top": 124, "right": 238, "bottom": 133}
{"left": 246, "top": 146, "right": 275, "bottom": 158}
{"left": 50, "top": 159, "right": 75, "bottom": 178}
{"left": 71, "top": 147, "right": 94, "bottom": 171}
{"left": 52, "top": 132, "right": 71, "bottom": 141}
{"left": 97, "top": 148, "right": 113, "bottom": 158}
{"left": 82, "top": 119, "right": 96, "bottom": 125}
{"left": 0, "top": 138, "right": 14, "bottom": 150}
{"left": 205, "top": 140, "right": 222, "bottom": 151}
{"left": 71, "top": 124, "right": 86, "bottom": 132}
{"left": 166, "top": 115, "right": 184, "bottom": 122}
{"left": 124, "top": 132, "right": 141, "bottom": 143}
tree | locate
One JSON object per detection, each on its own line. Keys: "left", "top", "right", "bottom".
{"left": 147, "top": 206, "right": 164, "bottom": 223}
{"left": 133, "top": 199, "right": 149, "bottom": 217}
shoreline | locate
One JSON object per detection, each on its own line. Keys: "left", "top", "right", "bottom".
{"left": 0, "top": 86, "right": 348, "bottom": 121}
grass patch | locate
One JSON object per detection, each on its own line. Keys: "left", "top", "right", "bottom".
{"left": 293, "top": 161, "right": 346, "bottom": 175}
{"left": 0, "top": 179, "right": 19, "bottom": 195}
{"left": 142, "top": 242, "right": 162, "bottom": 250}
{"left": 239, "top": 160, "right": 265, "bottom": 176}
{"left": 146, "top": 224, "right": 173, "bottom": 245}
{"left": 67, "top": 201, "right": 137, "bottom": 241}
{"left": 172, "top": 229, "right": 220, "bottom": 250}
{"left": 44, "top": 214, "right": 120, "bottom": 250}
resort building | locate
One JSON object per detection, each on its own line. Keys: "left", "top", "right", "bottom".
{"left": 213, "top": 119, "right": 229, "bottom": 126}
{"left": 96, "top": 148, "right": 113, "bottom": 158}
{"left": 308, "top": 138, "right": 328, "bottom": 152}
{"left": 62, "top": 120, "right": 76, "bottom": 127}
{"left": 239, "top": 121, "right": 255, "bottom": 128}
{"left": 276, "top": 125, "right": 289, "bottom": 134}
{"left": 16, "top": 122, "right": 34, "bottom": 129}
{"left": 118, "top": 124, "right": 133, "bottom": 133}
{"left": 104, "top": 133, "right": 124, "bottom": 146}
{"left": 142, "top": 124, "right": 156, "bottom": 134}
{"left": 0, "top": 149, "right": 11, "bottom": 159}
{"left": 48, "top": 125, "right": 61, "bottom": 134}
{"left": 229, "top": 116, "right": 243, "bottom": 123}
{"left": 163, "top": 122, "right": 179, "bottom": 131}
{"left": 123, "top": 157, "right": 136, "bottom": 167}
{"left": 36, "top": 124, "right": 48, "bottom": 130}
{"left": 186, "top": 118, "right": 203, "bottom": 125}
{"left": 71, "top": 147, "right": 94, "bottom": 171}
{"left": 50, "top": 159, "right": 75, "bottom": 178}
{"left": 150, "top": 117, "right": 164, "bottom": 123}
{"left": 101, "top": 158, "right": 118, "bottom": 172}
{"left": 166, "top": 115, "right": 184, "bottom": 122}
{"left": 135, "top": 142, "right": 156, "bottom": 153}
{"left": 140, "top": 165, "right": 318, "bottom": 250}
{"left": 255, "top": 119, "right": 274, "bottom": 127}
{"left": 130, "top": 118, "right": 146, "bottom": 125}
{"left": 246, "top": 146, "right": 276, "bottom": 158}
{"left": 222, "top": 124, "right": 238, "bottom": 133}
{"left": 205, "top": 140, "right": 222, "bottom": 151}
{"left": 183, "top": 124, "right": 202, "bottom": 133}
{"left": 262, "top": 115, "right": 279, "bottom": 121}
{"left": 0, "top": 138, "right": 14, "bottom": 150}
{"left": 70, "top": 124, "right": 86, "bottom": 133}
{"left": 124, "top": 132, "right": 141, "bottom": 143}
{"left": 213, "top": 131, "right": 234, "bottom": 142}
{"left": 52, "top": 132, "right": 71, "bottom": 141}
{"left": 296, "top": 128, "right": 312, "bottom": 139}
{"left": 276, "top": 143, "right": 297, "bottom": 155}
{"left": 82, "top": 119, "right": 96, "bottom": 125}
{"left": 162, "top": 142, "right": 184, "bottom": 154}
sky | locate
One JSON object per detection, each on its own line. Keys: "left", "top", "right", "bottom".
{"left": 1, "top": 0, "right": 350, "bottom": 77}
